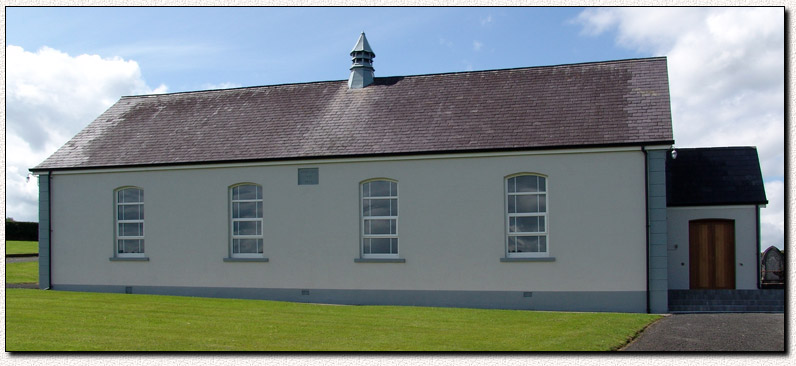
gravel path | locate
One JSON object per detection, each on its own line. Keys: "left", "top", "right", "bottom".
{"left": 622, "top": 313, "right": 785, "bottom": 351}
{"left": 6, "top": 256, "right": 38, "bottom": 263}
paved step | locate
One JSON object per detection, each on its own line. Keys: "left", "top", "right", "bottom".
{"left": 668, "top": 289, "right": 784, "bottom": 313}
{"left": 669, "top": 305, "right": 784, "bottom": 313}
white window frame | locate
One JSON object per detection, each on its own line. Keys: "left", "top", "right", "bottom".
{"left": 115, "top": 187, "right": 145, "bottom": 258}
{"left": 229, "top": 183, "right": 264, "bottom": 259}
{"left": 360, "top": 179, "right": 399, "bottom": 259}
{"left": 505, "top": 174, "right": 549, "bottom": 258}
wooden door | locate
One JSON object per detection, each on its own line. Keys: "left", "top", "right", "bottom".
{"left": 689, "top": 219, "right": 735, "bottom": 289}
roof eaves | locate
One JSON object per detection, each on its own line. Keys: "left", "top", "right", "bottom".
{"left": 667, "top": 199, "right": 769, "bottom": 207}
{"left": 30, "top": 140, "right": 675, "bottom": 173}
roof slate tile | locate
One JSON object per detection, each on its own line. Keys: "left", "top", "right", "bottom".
{"left": 666, "top": 147, "right": 768, "bottom": 206}
{"left": 34, "top": 57, "right": 673, "bottom": 171}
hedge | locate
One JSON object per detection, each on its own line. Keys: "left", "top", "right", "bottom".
{"left": 6, "top": 221, "right": 38, "bottom": 241}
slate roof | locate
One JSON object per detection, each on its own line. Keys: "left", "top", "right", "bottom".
{"left": 666, "top": 147, "right": 768, "bottom": 206}
{"left": 32, "top": 57, "right": 674, "bottom": 171}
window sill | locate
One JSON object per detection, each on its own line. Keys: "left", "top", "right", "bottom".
{"left": 500, "top": 257, "right": 556, "bottom": 262}
{"left": 354, "top": 258, "right": 406, "bottom": 263}
{"left": 109, "top": 257, "right": 149, "bottom": 262}
{"left": 223, "top": 257, "right": 269, "bottom": 262}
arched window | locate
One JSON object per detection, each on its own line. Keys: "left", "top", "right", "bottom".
{"left": 115, "top": 187, "right": 145, "bottom": 257}
{"left": 361, "top": 179, "right": 398, "bottom": 258}
{"left": 230, "top": 183, "right": 264, "bottom": 258}
{"left": 506, "top": 174, "right": 548, "bottom": 257}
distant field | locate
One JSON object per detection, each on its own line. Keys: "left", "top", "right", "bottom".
{"left": 6, "top": 261, "right": 38, "bottom": 284}
{"left": 6, "top": 241, "right": 38, "bottom": 255}
{"left": 5, "top": 289, "right": 660, "bottom": 351}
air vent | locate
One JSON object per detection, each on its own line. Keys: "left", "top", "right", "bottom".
{"left": 298, "top": 168, "right": 319, "bottom": 185}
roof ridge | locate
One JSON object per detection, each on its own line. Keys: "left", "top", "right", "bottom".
{"left": 380, "top": 56, "right": 668, "bottom": 79}
{"left": 123, "top": 56, "right": 668, "bottom": 99}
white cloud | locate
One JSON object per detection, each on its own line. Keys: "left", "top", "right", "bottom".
{"left": 5, "top": 45, "right": 167, "bottom": 222}
{"left": 481, "top": 15, "right": 493, "bottom": 26}
{"left": 760, "top": 181, "right": 784, "bottom": 250}
{"left": 574, "top": 8, "right": 785, "bottom": 250}
{"left": 201, "top": 82, "right": 242, "bottom": 90}
{"left": 473, "top": 40, "right": 484, "bottom": 51}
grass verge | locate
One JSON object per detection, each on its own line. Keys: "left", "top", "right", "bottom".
{"left": 6, "top": 289, "right": 660, "bottom": 351}
{"left": 6, "top": 261, "right": 38, "bottom": 284}
{"left": 6, "top": 240, "right": 39, "bottom": 255}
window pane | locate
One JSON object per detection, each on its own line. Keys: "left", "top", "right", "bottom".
{"left": 509, "top": 217, "right": 516, "bottom": 233}
{"left": 362, "top": 199, "right": 369, "bottom": 216}
{"left": 539, "top": 236, "right": 547, "bottom": 252}
{"left": 119, "top": 223, "right": 143, "bottom": 237}
{"left": 515, "top": 216, "right": 540, "bottom": 233}
{"left": 390, "top": 199, "right": 398, "bottom": 216}
{"left": 538, "top": 177, "right": 546, "bottom": 192}
{"left": 234, "top": 221, "right": 261, "bottom": 236}
{"left": 508, "top": 195, "right": 516, "bottom": 213}
{"left": 390, "top": 182, "right": 398, "bottom": 196}
{"left": 515, "top": 175, "right": 538, "bottom": 193}
{"left": 538, "top": 194, "right": 546, "bottom": 213}
{"left": 516, "top": 195, "right": 539, "bottom": 213}
{"left": 363, "top": 238, "right": 371, "bottom": 254}
{"left": 119, "top": 239, "right": 144, "bottom": 253}
{"left": 119, "top": 204, "right": 142, "bottom": 220}
{"left": 237, "top": 185, "right": 258, "bottom": 200}
{"left": 507, "top": 177, "right": 516, "bottom": 193}
{"left": 120, "top": 189, "right": 132, "bottom": 203}
{"left": 235, "top": 202, "right": 260, "bottom": 218}
{"left": 508, "top": 236, "right": 517, "bottom": 253}
{"left": 236, "top": 239, "right": 260, "bottom": 254}
{"left": 362, "top": 182, "right": 370, "bottom": 198}
{"left": 369, "top": 181, "right": 391, "bottom": 197}
{"left": 120, "top": 188, "right": 142, "bottom": 203}
{"left": 516, "top": 236, "right": 539, "bottom": 253}
{"left": 366, "top": 219, "right": 394, "bottom": 234}
{"left": 391, "top": 238, "right": 398, "bottom": 254}
{"left": 369, "top": 238, "right": 392, "bottom": 254}
{"left": 367, "top": 199, "right": 391, "bottom": 216}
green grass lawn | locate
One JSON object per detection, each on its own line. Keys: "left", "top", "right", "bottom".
{"left": 5, "top": 261, "right": 38, "bottom": 284}
{"left": 6, "top": 240, "right": 38, "bottom": 255}
{"left": 5, "top": 289, "right": 659, "bottom": 351}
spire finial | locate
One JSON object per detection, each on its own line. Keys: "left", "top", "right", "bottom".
{"left": 348, "top": 32, "right": 376, "bottom": 89}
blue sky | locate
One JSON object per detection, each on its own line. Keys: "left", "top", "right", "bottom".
{"left": 7, "top": 7, "right": 644, "bottom": 91}
{"left": 5, "top": 7, "right": 785, "bottom": 249}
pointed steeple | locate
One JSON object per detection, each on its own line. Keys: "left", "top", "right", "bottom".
{"left": 348, "top": 32, "right": 376, "bottom": 89}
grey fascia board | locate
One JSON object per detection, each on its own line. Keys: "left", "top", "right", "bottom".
{"left": 223, "top": 257, "right": 270, "bottom": 262}
{"left": 354, "top": 258, "right": 406, "bottom": 263}
{"left": 109, "top": 257, "right": 150, "bottom": 261}
{"left": 500, "top": 257, "right": 556, "bottom": 262}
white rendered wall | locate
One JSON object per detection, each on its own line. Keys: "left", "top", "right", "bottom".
{"left": 49, "top": 149, "right": 647, "bottom": 293}
{"left": 666, "top": 206, "right": 759, "bottom": 290}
